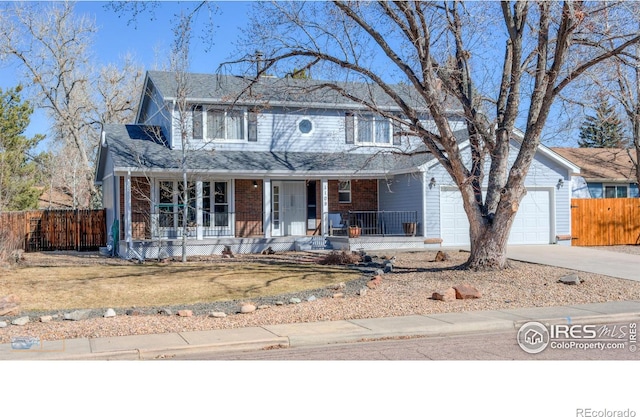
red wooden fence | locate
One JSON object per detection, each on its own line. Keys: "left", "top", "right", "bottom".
{"left": 0, "top": 209, "right": 106, "bottom": 252}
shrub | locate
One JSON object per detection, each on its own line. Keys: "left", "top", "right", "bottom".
{"left": 319, "top": 250, "right": 362, "bottom": 265}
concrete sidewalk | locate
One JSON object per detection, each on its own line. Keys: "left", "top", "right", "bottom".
{"left": 1, "top": 300, "right": 639, "bottom": 360}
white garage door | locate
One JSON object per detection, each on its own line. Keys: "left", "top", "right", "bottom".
{"left": 440, "top": 188, "right": 551, "bottom": 246}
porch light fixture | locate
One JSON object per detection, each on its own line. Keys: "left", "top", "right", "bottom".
{"left": 429, "top": 177, "right": 437, "bottom": 189}
{"left": 253, "top": 180, "right": 258, "bottom": 189}
{"left": 557, "top": 178, "right": 564, "bottom": 189}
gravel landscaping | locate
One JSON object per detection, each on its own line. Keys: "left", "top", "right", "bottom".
{"left": 1, "top": 247, "right": 640, "bottom": 344}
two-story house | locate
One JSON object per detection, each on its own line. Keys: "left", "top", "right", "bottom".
{"left": 95, "top": 71, "right": 578, "bottom": 259}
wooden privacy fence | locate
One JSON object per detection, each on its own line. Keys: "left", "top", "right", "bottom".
{"left": 571, "top": 198, "right": 640, "bottom": 246}
{"left": 0, "top": 209, "right": 106, "bottom": 252}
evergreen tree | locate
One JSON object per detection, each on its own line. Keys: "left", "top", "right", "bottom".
{"left": 578, "top": 100, "right": 627, "bottom": 148}
{"left": 0, "top": 86, "right": 45, "bottom": 212}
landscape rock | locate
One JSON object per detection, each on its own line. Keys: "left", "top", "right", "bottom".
{"left": 366, "top": 275, "right": 383, "bottom": 289}
{"left": 222, "top": 245, "right": 234, "bottom": 258}
{"left": 157, "top": 308, "right": 173, "bottom": 316}
{"left": 453, "top": 284, "right": 482, "bottom": 299}
{"left": 306, "top": 295, "right": 317, "bottom": 302}
{"left": 332, "top": 292, "right": 344, "bottom": 298}
{"left": 375, "top": 268, "right": 385, "bottom": 276}
{"left": 177, "top": 309, "right": 193, "bottom": 317}
{"left": 357, "top": 287, "right": 367, "bottom": 296}
{"left": 328, "top": 282, "right": 346, "bottom": 290}
{"left": 432, "top": 287, "right": 457, "bottom": 302}
{"left": 558, "top": 274, "right": 582, "bottom": 285}
{"left": 103, "top": 308, "right": 116, "bottom": 318}
{"left": 257, "top": 305, "right": 271, "bottom": 310}
{"left": 289, "top": 297, "right": 302, "bottom": 304}
{"left": 261, "top": 246, "right": 276, "bottom": 255}
{"left": 0, "top": 294, "right": 20, "bottom": 316}
{"left": 64, "top": 309, "right": 92, "bottom": 321}
{"left": 363, "top": 255, "right": 373, "bottom": 263}
{"left": 435, "top": 251, "right": 450, "bottom": 262}
{"left": 275, "top": 301, "right": 284, "bottom": 306}
{"left": 240, "top": 304, "right": 256, "bottom": 314}
{"left": 209, "top": 311, "right": 227, "bottom": 318}
{"left": 383, "top": 263, "right": 393, "bottom": 273}
{"left": 126, "top": 309, "right": 144, "bottom": 316}
{"left": 12, "top": 316, "right": 30, "bottom": 326}
{"left": 0, "top": 321, "right": 7, "bottom": 328}
{"left": 40, "top": 315, "right": 53, "bottom": 323}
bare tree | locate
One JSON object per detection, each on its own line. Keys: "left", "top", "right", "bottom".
{"left": 0, "top": 2, "right": 142, "bottom": 208}
{"left": 222, "top": 1, "right": 640, "bottom": 270}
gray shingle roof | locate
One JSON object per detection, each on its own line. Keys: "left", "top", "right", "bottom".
{"left": 102, "top": 124, "right": 435, "bottom": 178}
{"left": 146, "top": 71, "right": 438, "bottom": 111}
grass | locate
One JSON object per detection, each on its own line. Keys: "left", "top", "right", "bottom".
{"left": 0, "top": 260, "right": 360, "bottom": 311}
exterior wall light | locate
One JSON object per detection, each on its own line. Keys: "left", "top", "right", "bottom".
{"left": 429, "top": 177, "right": 437, "bottom": 189}
{"left": 557, "top": 178, "right": 564, "bottom": 189}
{"left": 253, "top": 180, "right": 258, "bottom": 189}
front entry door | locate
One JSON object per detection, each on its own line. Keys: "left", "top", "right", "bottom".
{"left": 272, "top": 181, "right": 306, "bottom": 236}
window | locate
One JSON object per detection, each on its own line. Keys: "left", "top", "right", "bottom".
{"left": 192, "top": 105, "right": 246, "bottom": 140}
{"left": 338, "top": 181, "right": 351, "bottom": 203}
{"left": 357, "top": 114, "right": 391, "bottom": 144}
{"left": 207, "top": 108, "right": 244, "bottom": 140}
{"left": 604, "top": 185, "right": 628, "bottom": 198}
{"left": 158, "top": 180, "right": 196, "bottom": 228}
{"left": 203, "top": 181, "right": 229, "bottom": 227}
{"left": 589, "top": 182, "right": 637, "bottom": 198}
{"left": 298, "top": 119, "right": 313, "bottom": 134}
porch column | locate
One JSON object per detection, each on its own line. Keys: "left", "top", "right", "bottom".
{"left": 124, "top": 170, "right": 132, "bottom": 245}
{"left": 150, "top": 179, "right": 158, "bottom": 238}
{"left": 321, "top": 178, "right": 329, "bottom": 236}
{"left": 263, "top": 178, "right": 271, "bottom": 238}
{"left": 196, "top": 180, "right": 203, "bottom": 240}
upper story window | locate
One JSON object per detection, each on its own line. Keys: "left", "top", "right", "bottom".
{"left": 357, "top": 114, "right": 391, "bottom": 144}
{"left": 345, "top": 112, "right": 393, "bottom": 145}
{"left": 192, "top": 105, "right": 257, "bottom": 141}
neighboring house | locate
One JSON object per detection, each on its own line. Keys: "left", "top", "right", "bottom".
{"left": 95, "top": 71, "right": 579, "bottom": 258}
{"left": 551, "top": 148, "right": 639, "bottom": 198}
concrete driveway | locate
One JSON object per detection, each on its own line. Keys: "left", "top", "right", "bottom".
{"left": 506, "top": 245, "right": 640, "bottom": 282}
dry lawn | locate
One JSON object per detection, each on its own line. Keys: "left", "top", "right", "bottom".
{"left": 0, "top": 252, "right": 360, "bottom": 311}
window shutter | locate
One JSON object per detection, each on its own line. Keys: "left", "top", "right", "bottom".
{"left": 392, "top": 120, "right": 401, "bottom": 146}
{"left": 345, "top": 112, "right": 354, "bottom": 144}
{"left": 192, "top": 105, "right": 203, "bottom": 140}
{"left": 248, "top": 110, "right": 258, "bottom": 142}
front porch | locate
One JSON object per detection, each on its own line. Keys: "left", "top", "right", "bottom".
{"left": 116, "top": 174, "right": 427, "bottom": 259}
{"left": 122, "top": 208, "right": 423, "bottom": 259}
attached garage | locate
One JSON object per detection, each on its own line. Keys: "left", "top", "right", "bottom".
{"left": 440, "top": 187, "right": 554, "bottom": 246}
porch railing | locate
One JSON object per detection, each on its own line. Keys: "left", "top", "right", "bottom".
{"left": 129, "top": 210, "right": 264, "bottom": 239}
{"left": 333, "top": 210, "right": 419, "bottom": 237}
{"left": 127, "top": 209, "right": 418, "bottom": 239}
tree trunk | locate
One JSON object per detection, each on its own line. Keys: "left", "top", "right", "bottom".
{"left": 465, "top": 212, "right": 514, "bottom": 270}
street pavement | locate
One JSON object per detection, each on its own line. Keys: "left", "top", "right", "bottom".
{"left": 1, "top": 245, "right": 639, "bottom": 360}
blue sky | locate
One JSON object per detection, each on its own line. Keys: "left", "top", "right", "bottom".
{"left": 0, "top": 1, "right": 254, "bottom": 140}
